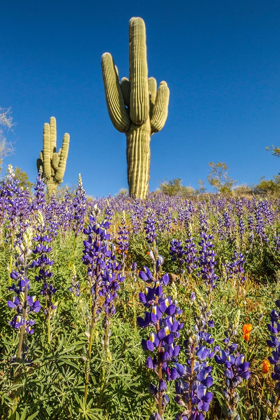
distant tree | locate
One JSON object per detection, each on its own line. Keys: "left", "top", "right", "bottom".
{"left": 195, "top": 179, "right": 206, "bottom": 195}
{"left": 0, "top": 108, "right": 14, "bottom": 173}
{"left": 117, "top": 188, "right": 129, "bottom": 197}
{"left": 160, "top": 178, "right": 183, "bottom": 196}
{"left": 232, "top": 184, "right": 253, "bottom": 197}
{"left": 56, "top": 184, "right": 77, "bottom": 200}
{"left": 254, "top": 175, "right": 280, "bottom": 196}
{"left": 181, "top": 186, "right": 195, "bottom": 198}
{"left": 266, "top": 145, "right": 280, "bottom": 158}
{"left": 14, "top": 167, "right": 33, "bottom": 190}
{"left": 207, "top": 162, "right": 235, "bottom": 194}
{"left": 160, "top": 178, "right": 194, "bottom": 197}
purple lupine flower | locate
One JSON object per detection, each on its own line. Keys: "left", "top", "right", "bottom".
{"left": 1, "top": 165, "right": 32, "bottom": 283}
{"left": 175, "top": 289, "right": 215, "bottom": 419}
{"left": 198, "top": 232, "right": 218, "bottom": 290}
{"left": 99, "top": 239, "right": 125, "bottom": 315}
{"left": 266, "top": 300, "right": 280, "bottom": 410}
{"left": 72, "top": 174, "right": 87, "bottom": 234}
{"left": 236, "top": 200, "right": 245, "bottom": 242}
{"left": 259, "top": 200, "right": 274, "bottom": 226}
{"left": 82, "top": 212, "right": 125, "bottom": 399}
{"left": 83, "top": 213, "right": 125, "bottom": 319}
{"left": 32, "top": 170, "right": 45, "bottom": 211}
{"left": 131, "top": 203, "right": 144, "bottom": 234}
{"left": 184, "top": 202, "right": 195, "bottom": 232}
{"left": 68, "top": 266, "right": 81, "bottom": 297}
{"left": 214, "top": 310, "right": 250, "bottom": 420}
{"left": 170, "top": 237, "right": 197, "bottom": 276}
{"left": 116, "top": 216, "right": 130, "bottom": 267}
{"left": 274, "top": 235, "right": 280, "bottom": 252}
{"left": 198, "top": 212, "right": 208, "bottom": 233}
{"left": 67, "top": 175, "right": 88, "bottom": 271}
{"left": 7, "top": 226, "right": 41, "bottom": 359}
{"left": 225, "top": 252, "right": 246, "bottom": 285}
{"left": 170, "top": 239, "right": 186, "bottom": 273}
{"left": 184, "top": 238, "right": 198, "bottom": 274}
{"left": 8, "top": 276, "right": 41, "bottom": 335}
{"left": 247, "top": 214, "right": 254, "bottom": 243}
{"left": 223, "top": 210, "right": 232, "bottom": 236}
{"left": 99, "top": 241, "right": 125, "bottom": 351}
{"left": 45, "top": 194, "right": 60, "bottom": 239}
{"left": 145, "top": 212, "right": 157, "bottom": 244}
{"left": 254, "top": 203, "right": 268, "bottom": 243}
{"left": 105, "top": 206, "right": 114, "bottom": 222}
{"left": 30, "top": 211, "right": 56, "bottom": 323}
{"left": 138, "top": 251, "right": 183, "bottom": 419}
{"left": 60, "top": 187, "right": 74, "bottom": 233}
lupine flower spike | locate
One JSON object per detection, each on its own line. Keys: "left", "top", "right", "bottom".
{"left": 82, "top": 209, "right": 124, "bottom": 402}
{"left": 175, "top": 288, "right": 216, "bottom": 420}
{"left": 215, "top": 310, "right": 250, "bottom": 420}
{"left": 265, "top": 299, "right": 280, "bottom": 417}
{"left": 8, "top": 227, "right": 41, "bottom": 360}
{"left": 138, "top": 250, "right": 183, "bottom": 419}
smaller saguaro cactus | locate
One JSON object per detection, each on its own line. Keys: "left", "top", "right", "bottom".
{"left": 37, "top": 117, "right": 70, "bottom": 198}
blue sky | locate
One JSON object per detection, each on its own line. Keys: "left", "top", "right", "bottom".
{"left": 1, "top": 0, "right": 279, "bottom": 196}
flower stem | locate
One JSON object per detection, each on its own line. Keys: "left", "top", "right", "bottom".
{"left": 68, "top": 234, "right": 77, "bottom": 269}
{"left": 188, "top": 344, "right": 196, "bottom": 412}
{"left": 47, "top": 310, "right": 51, "bottom": 345}
{"left": 8, "top": 231, "right": 15, "bottom": 286}
{"left": 155, "top": 292, "right": 163, "bottom": 417}
{"left": 98, "top": 315, "right": 110, "bottom": 408}
{"left": 132, "top": 293, "right": 137, "bottom": 334}
{"left": 16, "top": 260, "right": 28, "bottom": 360}
{"left": 84, "top": 276, "right": 99, "bottom": 402}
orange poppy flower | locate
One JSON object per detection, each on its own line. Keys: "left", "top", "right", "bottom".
{"left": 242, "top": 323, "right": 253, "bottom": 342}
{"left": 262, "top": 359, "right": 271, "bottom": 374}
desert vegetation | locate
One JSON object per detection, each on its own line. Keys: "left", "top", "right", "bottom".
{"left": 0, "top": 167, "right": 279, "bottom": 419}
{"left": 0, "top": 13, "right": 280, "bottom": 420}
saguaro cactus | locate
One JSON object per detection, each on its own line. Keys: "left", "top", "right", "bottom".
{"left": 101, "top": 17, "right": 170, "bottom": 199}
{"left": 37, "top": 117, "right": 70, "bottom": 198}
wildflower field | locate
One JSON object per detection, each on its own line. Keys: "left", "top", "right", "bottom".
{"left": 0, "top": 168, "right": 280, "bottom": 420}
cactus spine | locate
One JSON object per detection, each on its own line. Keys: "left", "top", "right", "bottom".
{"left": 102, "top": 17, "right": 170, "bottom": 199}
{"left": 37, "top": 117, "right": 70, "bottom": 198}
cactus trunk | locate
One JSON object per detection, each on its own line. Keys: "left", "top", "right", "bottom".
{"left": 126, "top": 121, "right": 150, "bottom": 199}
{"left": 46, "top": 182, "right": 58, "bottom": 199}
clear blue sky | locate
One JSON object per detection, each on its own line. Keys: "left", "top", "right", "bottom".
{"left": 1, "top": 0, "right": 279, "bottom": 196}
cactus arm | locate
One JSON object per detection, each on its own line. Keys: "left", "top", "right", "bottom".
{"left": 52, "top": 153, "right": 59, "bottom": 170}
{"left": 129, "top": 17, "right": 149, "bottom": 125}
{"left": 55, "top": 133, "right": 70, "bottom": 183}
{"left": 101, "top": 53, "right": 130, "bottom": 133}
{"left": 120, "top": 77, "right": 130, "bottom": 107}
{"left": 37, "top": 152, "right": 43, "bottom": 173}
{"left": 43, "top": 123, "right": 52, "bottom": 179}
{"left": 148, "top": 77, "right": 157, "bottom": 117}
{"left": 150, "top": 81, "right": 170, "bottom": 133}
{"left": 50, "top": 116, "right": 57, "bottom": 153}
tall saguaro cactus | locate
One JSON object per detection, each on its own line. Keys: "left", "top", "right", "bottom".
{"left": 37, "top": 117, "right": 70, "bottom": 198}
{"left": 101, "top": 17, "right": 170, "bottom": 199}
